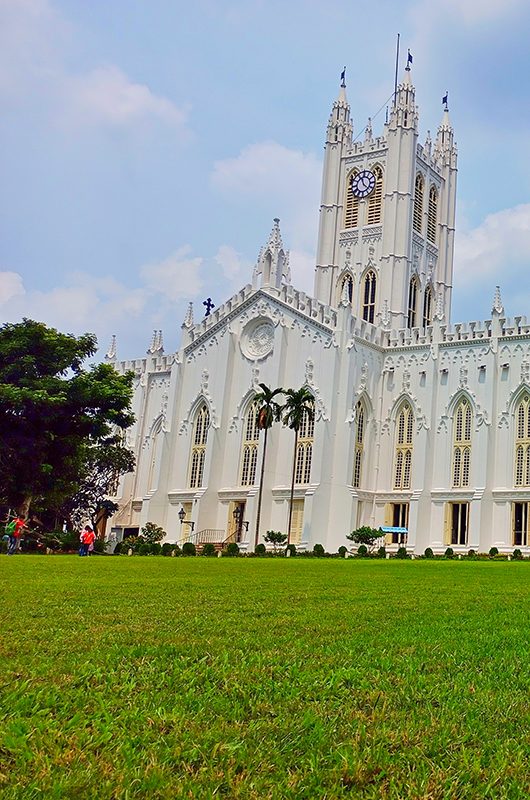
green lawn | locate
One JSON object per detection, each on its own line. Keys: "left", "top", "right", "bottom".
{"left": 1, "top": 557, "right": 529, "bottom": 799}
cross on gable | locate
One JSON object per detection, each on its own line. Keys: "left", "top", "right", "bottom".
{"left": 203, "top": 297, "right": 215, "bottom": 316}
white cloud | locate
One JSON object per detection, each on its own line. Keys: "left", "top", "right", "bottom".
{"left": 214, "top": 245, "right": 247, "bottom": 280}
{"left": 0, "top": 271, "right": 25, "bottom": 304}
{"left": 140, "top": 247, "right": 203, "bottom": 302}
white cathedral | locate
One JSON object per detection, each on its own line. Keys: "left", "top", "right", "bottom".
{"left": 108, "top": 64, "right": 530, "bottom": 556}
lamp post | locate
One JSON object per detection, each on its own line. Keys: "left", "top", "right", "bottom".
{"left": 178, "top": 507, "right": 195, "bottom": 534}
{"left": 233, "top": 505, "right": 249, "bottom": 543}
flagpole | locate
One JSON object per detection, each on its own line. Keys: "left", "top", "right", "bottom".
{"left": 393, "top": 33, "right": 400, "bottom": 107}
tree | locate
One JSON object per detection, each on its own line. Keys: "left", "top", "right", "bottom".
{"left": 254, "top": 383, "right": 284, "bottom": 548}
{"left": 140, "top": 521, "right": 166, "bottom": 545}
{"left": 346, "top": 526, "right": 382, "bottom": 553}
{"left": 63, "top": 443, "right": 135, "bottom": 533}
{"left": 0, "top": 319, "right": 135, "bottom": 518}
{"left": 281, "top": 387, "right": 314, "bottom": 544}
{"left": 264, "top": 530, "right": 287, "bottom": 553}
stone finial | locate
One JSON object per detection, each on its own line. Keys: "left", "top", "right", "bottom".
{"left": 147, "top": 330, "right": 164, "bottom": 354}
{"left": 182, "top": 302, "right": 194, "bottom": 329}
{"left": 105, "top": 334, "right": 117, "bottom": 362}
{"left": 364, "top": 117, "right": 373, "bottom": 141}
{"left": 492, "top": 286, "right": 504, "bottom": 315}
{"left": 254, "top": 218, "right": 291, "bottom": 289}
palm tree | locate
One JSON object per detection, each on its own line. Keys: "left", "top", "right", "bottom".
{"left": 281, "top": 387, "right": 315, "bottom": 544}
{"left": 254, "top": 383, "right": 284, "bottom": 549}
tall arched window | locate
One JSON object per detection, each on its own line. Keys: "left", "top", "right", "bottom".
{"left": 353, "top": 401, "right": 365, "bottom": 488}
{"left": 188, "top": 403, "right": 210, "bottom": 488}
{"left": 362, "top": 270, "right": 376, "bottom": 323}
{"left": 514, "top": 394, "right": 530, "bottom": 487}
{"left": 427, "top": 185, "right": 438, "bottom": 244}
{"left": 295, "top": 400, "right": 315, "bottom": 485}
{"left": 452, "top": 398, "right": 472, "bottom": 488}
{"left": 423, "top": 286, "right": 433, "bottom": 327}
{"left": 408, "top": 277, "right": 418, "bottom": 328}
{"left": 240, "top": 399, "right": 260, "bottom": 486}
{"left": 413, "top": 173, "right": 424, "bottom": 234}
{"left": 344, "top": 170, "right": 360, "bottom": 228}
{"left": 147, "top": 418, "right": 162, "bottom": 492}
{"left": 366, "top": 165, "right": 383, "bottom": 225}
{"left": 394, "top": 402, "right": 414, "bottom": 490}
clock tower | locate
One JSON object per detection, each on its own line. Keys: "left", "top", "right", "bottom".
{"left": 314, "top": 64, "right": 457, "bottom": 330}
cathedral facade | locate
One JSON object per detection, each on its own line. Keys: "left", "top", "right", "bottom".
{"left": 110, "top": 66, "right": 530, "bottom": 556}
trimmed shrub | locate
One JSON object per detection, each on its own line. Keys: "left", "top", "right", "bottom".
{"left": 338, "top": 545, "right": 347, "bottom": 558}
{"left": 467, "top": 549, "right": 477, "bottom": 558}
{"left": 512, "top": 548, "right": 523, "bottom": 560}
{"left": 357, "top": 544, "right": 368, "bottom": 557}
{"left": 489, "top": 547, "right": 499, "bottom": 557}
{"left": 224, "top": 542, "right": 240, "bottom": 557}
{"left": 286, "top": 543, "right": 297, "bottom": 557}
{"left": 424, "top": 547, "right": 434, "bottom": 559}
{"left": 182, "top": 542, "right": 196, "bottom": 557}
{"left": 113, "top": 542, "right": 123, "bottom": 555}
{"left": 377, "top": 546, "right": 386, "bottom": 559}
{"left": 254, "top": 543, "right": 266, "bottom": 556}
{"left": 150, "top": 542, "right": 162, "bottom": 556}
{"left": 172, "top": 545, "right": 181, "bottom": 557}
{"left": 93, "top": 538, "right": 106, "bottom": 554}
{"left": 396, "top": 547, "right": 409, "bottom": 559}
{"left": 444, "top": 547, "right": 454, "bottom": 559}
{"left": 201, "top": 543, "right": 216, "bottom": 557}
{"left": 313, "top": 543, "right": 325, "bottom": 557}
{"left": 137, "top": 542, "right": 151, "bottom": 556}
{"left": 161, "top": 542, "right": 174, "bottom": 556}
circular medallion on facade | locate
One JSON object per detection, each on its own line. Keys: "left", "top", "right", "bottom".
{"left": 241, "top": 318, "right": 275, "bottom": 361}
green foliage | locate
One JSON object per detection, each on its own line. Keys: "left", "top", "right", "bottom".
{"left": 489, "top": 547, "right": 499, "bottom": 557}
{"left": 140, "top": 522, "right": 166, "bottom": 545}
{"left": 377, "top": 546, "right": 387, "bottom": 559}
{"left": 161, "top": 542, "right": 174, "bottom": 557}
{"left": 224, "top": 542, "right": 240, "bottom": 557}
{"left": 150, "top": 542, "right": 162, "bottom": 556}
{"left": 313, "top": 543, "right": 325, "bottom": 557}
{"left": 254, "top": 543, "right": 266, "bottom": 556}
{"left": 255, "top": 384, "right": 284, "bottom": 430}
{"left": 467, "top": 549, "right": 477, "bottom": 559}
{"left": 93, "top": 538, "right": 106, "bottom": 554}
{"left": 424, "top": 547, "right": 434, "bottom": 559}
{"left": 137, "top": 542, "right": 151, "bottom": 556}
{"left": 338, "top": 545, "right": 347, "bottom": 558}
{"left": 286, "top": 544, "right": 297, "bottom": 557}
{"left": 113, "top": 541, "right": 122, "bottom": 555}
{"left": 357, "top": 544, "right": 368, "bottom": 557}
{"left": 346, "top": 526, "right": 382, "bottom": 549}
{"left": 201, "top": 543, "right": 216, "bottom": 557}
{"left": 182, "top": 542, "right": 196, "bottom": 557}
{"left": 172, "top": 544, "right": 182, "bottom": 557}
{"left": 396, "top": 546, "right": 409, "bottom": 559}
{"left": 264, "top": 530, "right": 287, "bottom": 553}
{"left": 280, "top": 386, "right": 314, "bottom": 543}
{"left": 512, "top": 548, "right": 523, "bottom": 560}
{"left": 444, "top": 547, "right": 455, "bottom": 559}
{"left": 0, "top": 319, "right": 134, "bottom": 516}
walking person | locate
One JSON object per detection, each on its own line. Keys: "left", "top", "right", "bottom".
{"left": 79, "top": 525, "right": 95, "bottom": 556}
{"left": 7, "top": 515, "right": 26, "bottom": 555}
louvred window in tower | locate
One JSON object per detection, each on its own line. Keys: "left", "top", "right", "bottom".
{"left": 394, "top": 402, "right": 414, "bottom": 490}
{"left": 408, "top": 277, "right": 418, "bottom": 328}
{"left": 413, "top": 173, "right": 424, "bottom": 234}
{"left": 427, "top": 184, "right": 438, "bottom": 244}
{"left": 362, "top": 270, "right": 376, "bottom": 323}
{"left": 366, "top": 165, "right": 383, "bottom": 225}
{"left": 344, "top": 170, "right": 360, "bottom": 228}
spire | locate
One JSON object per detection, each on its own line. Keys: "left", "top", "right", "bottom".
{"left": 389, "top": 61, "right": 417, "bottom": 131}
{"left": 147, "top": 330, "right": 164, "bottom": 355}
{"left": 105, "top": 334, "right": 117, "bottom": 362}
{"left": 364, "top": 117, "right": 373, "bottom": 142}
{"left": 253, "top": 218, "right": 290, "bottom": 289}
{"left": 325, "top": 69, "right": 352, "bottom": 146}
{"left": 492, "top": 286, "right": 504, "bottom": 316}
{"left": 435, "top": 93, "right": 456, "bottom": 161}
{"left": 182, "top": 302, "right": 194, "bottom": 329}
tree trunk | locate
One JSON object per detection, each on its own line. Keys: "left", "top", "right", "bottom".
{"left": 18, "top": 495, "right": 32, "bottom": 519}
{"left": 287, "top": 430, "right": 298, "bottom": 545}
{"left": 254, "top": 426, "right": 269, "bottom": 549}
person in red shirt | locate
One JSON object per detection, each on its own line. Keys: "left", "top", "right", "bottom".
{"left": 7, "top": 515, "right": 26, "bottom": 555}
{"left": 79, "top": 525, "right": 96, "bottom": 556}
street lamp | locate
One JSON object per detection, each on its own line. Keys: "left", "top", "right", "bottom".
{"left": 178, "top": 507, "right": 195, "bottom": 532}
{"left": 233, "top": 505, "right": 249, "bottom": 541}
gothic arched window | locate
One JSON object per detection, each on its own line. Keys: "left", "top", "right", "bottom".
{"left": 188, "top": 403, "right": 210, "bottom": 488}
{"left": 353, "top": 401, "right": 365, "bottom": 488}
{"left": 423, "top": 286, "right": 433, "bottom": 327}
{"left": 413, "top": 173, "right": 424, "bottom": 234}
{"left": 344, "top": 170, "right": 360, "bottom": 228}
{"left": 394, "top": 402, "right": 414, "bottom": 490}
{"left": 408, "top": 277, "right": 418, "bottom": 328}
{"left": 240, "top": 399, "right": 260, "bottom": 486}
{"left": 452, "top": 398, "right": 472, "bottom": 488}
{"left": 295, "top": 400, "right": 315, "bottom": 485}
{"left": 362, "top": 270, "right": 376, "bottom": 323}
{"left": 427, "top": 185, "right": 438, "bottom": 244}
{"left": 366, "top": 165, "right": 383, "bottom": 225}
{"left": 514, "top": 395, "right": 530, "bottom": 487}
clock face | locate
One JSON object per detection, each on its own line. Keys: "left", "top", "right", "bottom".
{"left": 351, "top": 169, "right": 376, "bottom": 198}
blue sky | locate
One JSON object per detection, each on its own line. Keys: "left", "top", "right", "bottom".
{"left": 2, "top": 0, "right": 530, "bottom": 358}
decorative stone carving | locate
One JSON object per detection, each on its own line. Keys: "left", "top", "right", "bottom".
{"left": 240, "top": 317, "right": 275, "bottom": 361}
